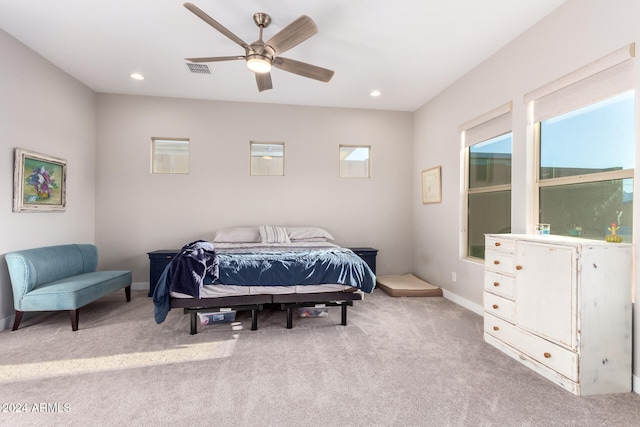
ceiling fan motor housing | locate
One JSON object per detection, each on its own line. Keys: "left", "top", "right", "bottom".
{"left": 253, "top": 12, "right": 271, "bottom": 28}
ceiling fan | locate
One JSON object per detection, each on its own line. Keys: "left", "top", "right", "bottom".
{"left": 183, "top": 2, "right": 335, "bottom": 92}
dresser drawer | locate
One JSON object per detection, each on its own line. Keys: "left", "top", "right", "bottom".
{"left": 485, "top": 236, "right": 515, "bottom": 254}
{"left": 483, "top": 292, "right": 515, "bottom": 323}
{"left": 484, "top": 271, "right": 515, "bottom": 299}
{"left": 484, "top": 314, "right": 578, "bottom": 381}
{"left": 484, "top": 251, "right": 514, "bottom": 275}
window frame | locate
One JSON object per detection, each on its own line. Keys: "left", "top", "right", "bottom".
{"left": 250, "top": 141, "right": 285, "bottom": 176}
{"left": 533, "top": 94, "right": 635, "bottom": 239}
{"left": 339, "top": 144, "right": 371, "bottom": 178}
{"left": 464, "top": 132, "right": 513, "bottom": 261}
{"left": 459, "top": 102, "right": 513, "bottom": 262}
{"left": 151, "top": 137, "right": 190, "bottom": 174}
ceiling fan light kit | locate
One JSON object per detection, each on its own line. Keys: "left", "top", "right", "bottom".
{"left": 246, "top": 55, "right": 272, "bottom": 73}
{"left": 183, "top": 2, "right": 334, "bottom": 92}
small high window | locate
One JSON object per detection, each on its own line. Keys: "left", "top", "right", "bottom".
{"left": 151, "top": 138, "right": 189, "bottom": 174}
{"left": 340, "top": 145, "right": 370, "bottom": 178}
{"left": 250, "top": 142, "right": 284, "bottom": 176}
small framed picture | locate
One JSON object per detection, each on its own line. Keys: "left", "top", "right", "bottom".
{"left": 13, "top": 148, "right": 67, "bottom": 212}
{"left": 422, "top": 166, "right": 441, "bottom": 204}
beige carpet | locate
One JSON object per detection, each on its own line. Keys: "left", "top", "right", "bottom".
{"left": 376, "top": 273, "right": 443, "bottom": 297}
{"left": 0, "top": 290, "right": 639, "bottom": 426}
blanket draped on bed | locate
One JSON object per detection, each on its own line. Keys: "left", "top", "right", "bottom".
{"left": 153, "top": 240, "right": 218, "bottom": 323}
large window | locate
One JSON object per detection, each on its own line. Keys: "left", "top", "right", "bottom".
{"left": 460, "top": 103, "right": 513, "bottom": 260}
{"left": 537, "top": 91, "right": 635, "bottom": 241}
{"left": 467, "top": 133, "right": 512, "bottom": 259}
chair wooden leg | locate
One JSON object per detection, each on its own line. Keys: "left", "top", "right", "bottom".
{"left": 125, "top": 286, "right": 131, "bottom": 302}
{"left": 69, "top": 309, "right": 79, "bottom": 331}
{"left": 12, "top": 311, "right": 24, "bottom": 331}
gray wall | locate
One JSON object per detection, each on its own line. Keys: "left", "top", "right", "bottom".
{"left": 0, "top": 29, "right": 97, "bottom": 328}
{"left": 412, "top": 0, "right": 640, "bottom": 386}
{"left": 95, "top": 94, "right": 414, "bottom": 283}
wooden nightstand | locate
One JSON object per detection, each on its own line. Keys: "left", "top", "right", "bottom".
{"left": 147, "top": 250, "right": 178, "bottom": 296}
{"left": 348, "top": 247, "right": 378, "bottom": 274}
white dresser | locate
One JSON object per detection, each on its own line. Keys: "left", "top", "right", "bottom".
{"left": 483, "top": 234, "right": 632, "bottom": 395}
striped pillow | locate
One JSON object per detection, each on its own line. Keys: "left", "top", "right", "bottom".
{"left": 259, "top": 225, "right": 291, "bottom": 244}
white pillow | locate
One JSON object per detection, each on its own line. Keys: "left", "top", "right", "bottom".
{"left": 260, "top": 225, "right": 291, "bottom": 244}
{"left": 286, "top": 226, "right": 335, "bottom": 241}
{"left": 213, "top": 227, "right": 261, "bottom": 243}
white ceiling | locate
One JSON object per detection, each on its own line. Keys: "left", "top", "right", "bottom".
{"left": 0, "top": 0, "right": 567, "bottom": 112}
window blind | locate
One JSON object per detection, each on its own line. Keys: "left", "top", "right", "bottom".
{"left": 524, "top": 43, "right": 635, "bottom": 123}
{"left": 459, "top": 102, "right": 512, "bottom": 147}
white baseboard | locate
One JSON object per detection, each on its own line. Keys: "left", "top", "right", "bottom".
{"left": 0, "top": 314, "right": 13, "bottom": 332}
{"left": 131, "top": 281, "right": 148, "bottom": 292}
{"left": 442, "top": 289, "right": 483, "bottom": 316}
{"left": 634, "top": 374, "right": 640, "bottom": 394}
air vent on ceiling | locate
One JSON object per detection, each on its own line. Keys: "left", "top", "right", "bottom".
{"left": 186, "top": 63, "right": 211, "bottom": 74}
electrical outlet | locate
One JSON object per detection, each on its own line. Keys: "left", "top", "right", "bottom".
{"left": 452, "top": 272, "right": 457, "bottom": 282}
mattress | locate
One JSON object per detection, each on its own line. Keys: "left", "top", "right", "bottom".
{"left": 164, "top": 240, "right": 372, "bottom": 300}
{"left": 170, "top": 283, "right": 354, "bottom": 299}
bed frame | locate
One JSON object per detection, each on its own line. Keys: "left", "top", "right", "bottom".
{"left": 273, "top": 291, "right": 362, "bottom": 329}
{"left": 158, "top": 231, "right": 374, "bottom": 335}
{"left": 170, "top": 294, "right": 271, "bottom": 334}
{"left": 170, "top": 291, "right": 362, "bottom": 334}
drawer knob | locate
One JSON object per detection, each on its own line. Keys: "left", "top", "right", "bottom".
{"left": 495, "top": 242, "right": 501, "bottom": 247}
{"left": 493, "top": 326, "right": 499, "bottom": 331}
{"left": 543, "top": 352, "right": 551, "bottom": 359}
{"left": 493, "top": 260, "right": 500, "bottom": 265}
{"left": 516, "top": 265, "right": 523, "bottom": 270}
{"left": 166, "top": 256, "right": 172, "bottom": 259}
{"left": 493, "top": 282, "right": 500, "bottom": 287}
{"left": 492, "top": 304, "right": 499, "bottom": 309}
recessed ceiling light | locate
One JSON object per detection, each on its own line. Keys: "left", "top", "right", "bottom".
{"left": 370, "top": 90, "right": 381, "bottom": 97}
{"left": 129, "top": 73, "right": 145, "bottom": 80}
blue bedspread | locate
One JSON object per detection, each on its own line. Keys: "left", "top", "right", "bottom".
{"left": 153, "top": 247, "right": 376, "bottom": 323}
{"left": 214, "top": 249, "right": 376, "bottom": 291}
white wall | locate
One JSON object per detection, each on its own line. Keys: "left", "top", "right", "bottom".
{"left": 0, "top": 29, "right": 97, "bottom": 328}
{"left": 95, "top": 94, "right": 414, "bottom": 285}
{"left": 412, "top": 0, "right": 640, "bottom": 384}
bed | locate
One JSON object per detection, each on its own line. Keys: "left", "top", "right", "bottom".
{"left": 152, "top": 226, "right": 376, "bottom": 334}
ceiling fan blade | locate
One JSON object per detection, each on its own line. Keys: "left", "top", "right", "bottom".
{"left": 273, "top": 57, "right": 334, "bottom": 82}
{"left": 184, "top": 2, "right": 249, "bottom": 50}
{"left": 186, "top": 56, "right": 244, "bottom": 63}
{"left": 265, "top": 15, "right": 318, "bottom": 55}
{"left": 255, "top": 72, "right": 273, "bottom": 92}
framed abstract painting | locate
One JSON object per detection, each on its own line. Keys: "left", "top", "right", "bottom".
{"left": 13, "top": 149, "right": 67, "bottom": 212}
